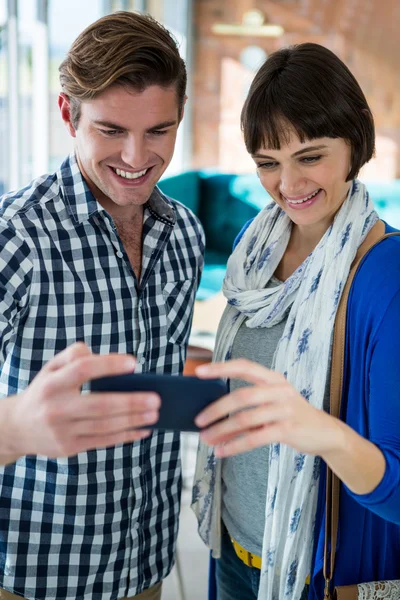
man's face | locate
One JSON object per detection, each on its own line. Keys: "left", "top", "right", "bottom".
{"left": 60, "top": 84, "right": 182, "bottom": 218}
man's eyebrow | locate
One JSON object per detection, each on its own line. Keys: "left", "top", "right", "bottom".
{"left": 146, "top": 120, "right": 178, "bottom": 131}
{"left": 252, "top": 145, "right": 329, "bottom": 160}
{"left": 93, "top": 120, "right": 127, "bottom": 130}
{"left": 92, "top": 119, "right": 178, "bottom": 131}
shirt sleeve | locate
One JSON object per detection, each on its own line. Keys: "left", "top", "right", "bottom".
{"left": 196, "top": 220, "right": 206, "bottom": 290}
{"left": 0, "top": 221, "right": 33, "bottom": 369}
{"left": 345, "top": 287, "right": 400, "bottom": 524}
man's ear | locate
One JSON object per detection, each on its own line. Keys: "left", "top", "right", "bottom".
{"left": 58, "top": 93, "right": 77, "bottom": 138}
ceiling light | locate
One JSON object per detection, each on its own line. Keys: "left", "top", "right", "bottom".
{"left": 212, "top": 9, "right": 284, "bottom": 38}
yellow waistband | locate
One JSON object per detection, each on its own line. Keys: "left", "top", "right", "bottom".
{"left": 230, "top": 536, "right": 311, "bottom": 584}
{"left": 230, "top": 537, "right": 262, "bottom": 569}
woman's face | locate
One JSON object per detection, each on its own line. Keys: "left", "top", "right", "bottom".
{"left": 252, "top": 130, "right": 352, "bottom": 232}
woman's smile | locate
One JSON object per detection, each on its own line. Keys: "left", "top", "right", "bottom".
{"left": 253, "top": 133, "right": 352, "bottom": 235}
{"left": 281, "top": 188, "right": 323, "bottom": 210}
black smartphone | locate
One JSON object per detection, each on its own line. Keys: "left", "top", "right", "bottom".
{"left": 90, "top": 373, "right": 227, "bottom": 432}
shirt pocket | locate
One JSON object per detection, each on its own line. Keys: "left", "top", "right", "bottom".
{"left": 162, "top": 279, "right": 196, "bottom": 346}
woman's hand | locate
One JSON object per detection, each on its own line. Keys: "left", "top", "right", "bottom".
{"left": 195, "top": 359, "right": 342, "bottom": 458}
{"left": 195, "top": 359, "right": 386, "bottom": 495}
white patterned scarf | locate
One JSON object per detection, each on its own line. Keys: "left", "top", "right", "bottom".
{"left": 192, "top": 180, "right": 378, "bottom": 600}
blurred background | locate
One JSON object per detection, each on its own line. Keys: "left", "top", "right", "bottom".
{"left": 1, "top": 1, "right": 400, "bottom": 598}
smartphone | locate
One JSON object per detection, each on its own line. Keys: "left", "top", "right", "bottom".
{"left": 90, "top": 372, "right": 227, "bottom": 432}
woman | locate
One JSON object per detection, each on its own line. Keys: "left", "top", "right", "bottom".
{"left": 191, "top": 43, "right": 400, "bottom": 600}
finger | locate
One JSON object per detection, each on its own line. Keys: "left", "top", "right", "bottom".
{"left": 65, "top": 392, "right": 161, "bottom": 420}
{"left": 195, "top": 384, "right": 286, "bottom": 428}
{"left": 71, "top": 428, "right": 154, "bottom": 455}
{"left": 213, "top": 423, "right": 283, "bottom": 457}
{"left": 42, "top": 342, "right": 92, "bottom": 374}
{"left": 196, "top": 359, "right": 285, "bottom": 386}
{"left": 73, "top": 410, "right": 160, "bottom": 436}
{"left": 48, "top": 353, "right": 136, "bottom": 391}
{"left": 199, "top": 403, "right": 290, "bottom": 445}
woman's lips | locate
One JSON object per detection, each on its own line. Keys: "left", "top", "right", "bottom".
{"left": 282, "top": 189, "right": 323, "bottom": 210}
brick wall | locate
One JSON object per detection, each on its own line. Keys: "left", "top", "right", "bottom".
{"left": 192, "top": 0, "right": 400, "bottom": 178}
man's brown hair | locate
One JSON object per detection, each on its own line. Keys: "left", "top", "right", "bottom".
{"left": 59, "top": 11, "right": 187, "bottom": 128}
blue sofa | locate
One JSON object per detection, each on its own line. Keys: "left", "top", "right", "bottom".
{"left": 158, "top": 172, "right": 400, "bottom": 299}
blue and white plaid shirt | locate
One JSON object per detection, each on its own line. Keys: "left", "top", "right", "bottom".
{"left": 0, "top": 154, "right": 205, "bottom": 600}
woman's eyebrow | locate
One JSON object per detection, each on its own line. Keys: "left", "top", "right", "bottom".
{"left": 291, "top": 144, "right": 329, "bottom": 157}
{"left": 252, "top": 144, "right": 329, "bottom": 160}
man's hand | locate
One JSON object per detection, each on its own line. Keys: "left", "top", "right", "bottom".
{"left": 1, "top": 343, "right": 160, "bottom": 464}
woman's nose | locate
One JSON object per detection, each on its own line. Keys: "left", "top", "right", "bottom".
{"left": 280, "top": 165, "right": 307, "bottom": 197}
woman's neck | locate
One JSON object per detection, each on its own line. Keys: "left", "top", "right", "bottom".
{"left": 274, "top": 220, "right": 331, "bottom": 281}
{"left": 289, "top": 220, "right": 330, "bottom": 255}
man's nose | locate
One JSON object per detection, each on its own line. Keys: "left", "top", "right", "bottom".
{"left": 120, "top": 136, "right": 149, "bottom": 169}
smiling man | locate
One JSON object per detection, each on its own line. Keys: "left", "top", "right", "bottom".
{"left": 0, "top": 11, "right": 204, "bottom": 600}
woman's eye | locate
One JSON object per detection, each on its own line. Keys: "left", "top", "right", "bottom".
{"left": 301, "top": 155, "right": 322, "bottom": 164}
{"left": 257, "top": 162, "right": 277, "bottom": 170}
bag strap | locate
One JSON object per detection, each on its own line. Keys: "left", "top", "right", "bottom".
{"left": 323, "top": 220, "right": 400, "bottom": 599}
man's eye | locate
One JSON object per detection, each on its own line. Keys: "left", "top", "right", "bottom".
{"left": 100, "top": 129, "right": 120, "bottom": 136}
{"left": 150, "top": 130, "right": 168, "bottom": 136}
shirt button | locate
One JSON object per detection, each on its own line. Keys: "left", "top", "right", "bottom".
{"left": 116, "top": 250, "right": 123, "bottom": 258}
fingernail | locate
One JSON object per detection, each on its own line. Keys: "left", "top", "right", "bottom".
{"left": 195, "top": 414, "right": 206, "bottom": 427}
{"left": 215, "top": 446, "right": 225, "bottom": 457}
{"left": 125, "top": 357, "right": 136, "bottom": 370}
{"left": 196, "top": 365, "right": 209, "bottom": 374}
{"left": 146, "top": 395, "right": 160, "bottom": 409}
{"left": 143, "top": 411, "right": 158, "bottom": 423}
{"left": 138, "top": 429, "right": 152, "bottom": 438}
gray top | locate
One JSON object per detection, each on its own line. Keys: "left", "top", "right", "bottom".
{"left": 221, "top": 279, "right": 331, "bottom": 556}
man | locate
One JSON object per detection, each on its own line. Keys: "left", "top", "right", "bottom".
{"left": 0, "top": 11, "right": 204, "bottom": 600}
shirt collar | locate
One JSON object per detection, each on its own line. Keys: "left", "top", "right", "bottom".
{"left": 58, "top": 153, "right": 176, "bottom": 227}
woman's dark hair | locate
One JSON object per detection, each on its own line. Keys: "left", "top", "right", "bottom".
{"left": 241, "top": 43, "right": 375, "bottom": 181}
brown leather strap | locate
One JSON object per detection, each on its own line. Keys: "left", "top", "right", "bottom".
{"left": 324, "top": 220, "right": 400, "bottom": 597}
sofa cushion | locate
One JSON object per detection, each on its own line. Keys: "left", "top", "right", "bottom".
{"left": 157, "top": 170, "right": 200, "bottom": 215}
{"left": 198, "top": 173, "right": 269, "bottom": 255}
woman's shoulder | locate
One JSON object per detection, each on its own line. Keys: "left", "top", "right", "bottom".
{"left": 358, "top": 221, "right": 400, "bottom": 278}
{"left": 350, "top": 221, "right": 400, "bottom": 315}
{"left": 233, "top": 219, "right": 255, "bottom": 250}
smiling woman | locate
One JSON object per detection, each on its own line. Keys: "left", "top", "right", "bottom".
{"left": 191, "top": 43, "right": 400, "bottom": 600}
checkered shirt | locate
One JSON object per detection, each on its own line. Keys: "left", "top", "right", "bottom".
{"left": 0, "top": 154, "right": 205, "bottom": 600}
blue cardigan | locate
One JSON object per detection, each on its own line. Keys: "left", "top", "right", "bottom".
{"left": 208, "top": 221, "right": 400, "bottom": 599}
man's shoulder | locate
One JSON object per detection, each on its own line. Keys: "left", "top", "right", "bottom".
{"left": 0, "top": 171, "right": 59, "bottom": 226}
{"left": 155, "top": 186, "right": 204, "bottom": 238}
{"left": 172, "top": 197, "right": 203, "bottom": 227}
